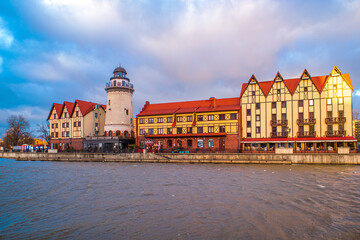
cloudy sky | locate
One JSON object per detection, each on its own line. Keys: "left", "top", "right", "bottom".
{"left": 0, "top": 0, "right": 360, "bottom": 137}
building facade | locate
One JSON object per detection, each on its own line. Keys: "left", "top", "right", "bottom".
{"left": 136, "top": 97, "right": 241, "bottom": 152}
{"left": 240, "top": 66, "right": 356, "bottom": 152}
{"left": 48, "top": 100, "right": 106, "bottom": 150}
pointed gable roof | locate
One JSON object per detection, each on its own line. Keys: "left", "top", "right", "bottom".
{"left": 47, "top": 103, "right": 63, "bottom": 120}
{"left": 62, "top": 101, "right": 75, "bottom": 117}
{"left": 75, "top": 100, "right": 98, "bottom": 116}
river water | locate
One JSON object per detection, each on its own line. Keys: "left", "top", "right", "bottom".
{"left": 0, "top": 158, "right": 359, "bottom": 239}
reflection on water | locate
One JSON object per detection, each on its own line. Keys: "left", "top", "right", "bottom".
{"left": 0, "top": 158, "right": 359, "bottom": 239}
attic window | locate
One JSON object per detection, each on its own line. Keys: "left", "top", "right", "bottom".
{"left": 53, "top": 113, "right": 56, "bottom": 119}
{"left": 277, "top": 89, "right": 281, "bottom": 94}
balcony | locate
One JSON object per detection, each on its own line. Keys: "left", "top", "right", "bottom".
{"left": 297, "top": 118, "right": 316, "bottom": 125}
{"left": 325, "top": 130, "right": 346, "bottom": 137}
{"left": 270, "top": 120, "right": 288, "bottom": 126}
{"left": 270, "top": 132, "right": 288, "bottom": 138}
{"left": 325, "top": 117, "right": 346, "bottom": 124}
{"left": 297, "top": 131, "right": 316, "bottom": 137}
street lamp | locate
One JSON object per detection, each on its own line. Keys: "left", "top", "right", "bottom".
{"left": 286, "top": 127, "right": 291, "bottom": 148}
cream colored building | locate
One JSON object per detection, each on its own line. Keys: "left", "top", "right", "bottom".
{"left": 48, "top": 100, "right": 106, "bottom": 150}
{"left": 240, "top": 66, "right": 356, "bottom": 152}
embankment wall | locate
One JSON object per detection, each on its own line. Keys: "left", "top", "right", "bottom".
{"left": 1, "top": 152, "right": 360, "bottom": 164}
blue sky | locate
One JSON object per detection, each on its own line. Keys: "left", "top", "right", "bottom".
{"left": 0, "top": 0, "right": 360, "bottom": 138}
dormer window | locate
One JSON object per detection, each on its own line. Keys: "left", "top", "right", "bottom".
{"left": 53, "top": 113, "right": 56, "bottom": 119}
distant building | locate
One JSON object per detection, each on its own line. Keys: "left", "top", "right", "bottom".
{"left": 136, "top": 97, "right": 241, "bottom": 152}
{"left": 353, "top": 120, "right": 360, "bottom": 141}
{"left": 48, "top": 100, "right": 106, "bottom": 150}
{"left": 240, "top": 66, "right": 357, "bottom": 152}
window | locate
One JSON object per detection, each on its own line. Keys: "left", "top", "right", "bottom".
{"left": 62, "top": 123, "right": 65, "bottom": 128}
{"left": 219, "top": 126, "right": 225, "bottom": 133}
{"left": 272, "top": 127, "right": 277, "bottom": 133}
{"left": 62, "top": 132, "right": 65, "bottom": 137}
{"left": 158, "top": 117, "right": 163, "bottom": 123}
{"left": 51, "top": 132, "right": 54, "bottom": 138}
{"left": 95, "top": 123, "right": 98, "bottom": 127}
{"left": 78, "top": 121, "right": 81, "bottom": 127}
{"left": 197, "top": 115, "right": 203, "bottom": 121}
{"left": 177, "top": 116, "right": 183, "bottom": 122}
{"left": 197, "top": 127, "right": 203, "bottom": 133}
{"left": 230, "top": 113, "right": 237, "bottom": 120}
{"left": 64, "top": 113, "right": 67, "bottom": 118}
{"left": 197, "top": 139, "right": 203, "bottom": 148}
{"left": 272, "top": 114, "right": 276, "bottom": 121}
{"left": 298, "top": 100, "right": 303, "bottom": 107}
{"left": 167, "top": 128, "right": 172, "bottom": 134}
{"left": 338, "top": 98, "right": 343, "bottom": 104}
{"left": 298, "top": 112, "right": 304, "bottom": 119}
{"left": 256, "top": 103, "right": 260, "bottom": 109}
{"left": 277, "top": 89, "right": 281, "bottom": 94}
{"left": 327, "top": 99, "right": 332, "bottom": 105}
{"left": 272, "top": 102, "right": 276, "bottom": 108}
{"left": 327, "top": 124, "right": 333, "bottom": 131}
{"left": 256, "top": 114, "right": 260, "bottom": 121}
{"left": 108, "top": 100, "right": 111, "bottom": 105}
{"left": 167, "top": 117, "right": 173, "bottom": 123}
{"left": 247, "top": 133, "right": 251, "bottom": 137}
{"left": 247, "top": 109, "right": 251, "bottom": 116}
{"left": 158, "top": 128, "right": 163, "bottom": 134}
{"left": 339, "top": 124, "right": 344, "bottom": 131}
{"left": 327, "top": 111, "right": 332, "bottom": 118}
{"left": 148, "top": 128, "right": 154, "bottom": 135}
{"left": 309, "top": 125, "right": 315, "bottom": 132}
{"left": 55, "top": 123, "right": 58, "bottom": 128}
{"left": 66, "top": 122, "right": 69, "bottom": 127}
{"left": 187, "top": 116, "right": 193, "bottom": 122}
{"left": 299, "top": 126, "right": 304, "bottom": 133}
{"left": 76, "top": 111, "right": 79, "bottom": 117}
{"left": 309, "top": 112, "right": 314, "bottom": 119}
{"left": 66, "top": 131, "right": 69, "bottom": 137}
{"left": 208, "top": 126, "right": 214, "bottom": 133}
{"left": 51, "top": 123, "right": 54, "bottom": 128}
{"left": 256, "top": 127, "right": 260, "bottom": 133}
{"left": 339, "top": 110, "right": 344, "bottom": 118}
{"left": 304, "top": 87, "right": 308, "bottom": 92}
{"left": 53, "top": 113, "right": 56, "bottom": 119}
{"left": 125, "top": 109, "right": 129, "bottom": 115}
{"left": 55, "top": 132, "right": 59, "bottom": 137}
{"left": 252, "top": 91, "right": 255, "bottom": 96}
{"left": 219, "top": 114, "right": 225, "bottom": 120}
{"left": 281, "top": 113, "right": 286, "bottom": 121}
{"left": 247, "top": 121, "right": 251, "bottom": 128}
{"left": 74, "top": 122, "right": 76, "bottom": 127}
{"left": 167, "top": 140, "right": 172, "bottom": 148}
{"left": 148, "top": 118, "right": 154, "bottom": 124}
{"left": 309, "top": 99, "right": 314, "bottom": 106}
{"left": 187, "top": 140, "right": 193, "bottom": 148}
{"left": 281, "top": 101, "right": 286, "bottom": 108}
{"left": 139, "top": 118, "right": 145, "bottom": 124}
{"left": 208, "top": 139, "right": 214, "bottom": 148}
{"left": 187, "top": 127, "right": 192, "bottom": 134}
{"left": 177, "top": 127, "right": 182, "bottom": 134}
{"left": 208, "top": 115, "right": 214, "bottom": 121}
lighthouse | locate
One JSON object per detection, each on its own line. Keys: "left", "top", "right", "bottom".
{"left": 104, "top": 66, "right": 134, "bottom": 138}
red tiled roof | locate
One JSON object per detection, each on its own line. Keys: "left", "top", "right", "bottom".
{"left": 258, "top": 81, "right": 273, "bottom": 96}
{"left": 242, "top": 136, "right": 357, "bottom": 142}
{"left": 283, "top": 78, "right": 301, "bottom": 93}
{"left": 62, "top": 101, "right": 75, "bottom": 117}
{"left": 75, "top": 100, "right": 98, "bottom": 116}
{"left": 47, "top": 103, "right": 63, "bottom": 120}
{"left": 137, "top": 97, "right": 240, "bottom": 116}
{"left": 342, "top": 73, "right": 353, "bottom": 90}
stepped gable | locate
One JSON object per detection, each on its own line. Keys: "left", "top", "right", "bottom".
{"left": 137, "top": 97, "right": 240, "bottom": 116}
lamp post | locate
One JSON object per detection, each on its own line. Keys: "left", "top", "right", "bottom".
{"left": 286, "top": 127, "right": 291, "bottom": 148}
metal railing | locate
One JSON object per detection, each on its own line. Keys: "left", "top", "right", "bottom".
{"left": 270, "top": 132, "right": 288, "bottom": 138}
{"left": 325, "top": 130, "right": 346, "bottom": 137}
{"left": 325, "top": 117, "right": 346, "bottom": 124}
{"left": 270, "top": 120, "right": 288, "bottom": 126}
{"left": 296, "top": 118, "right": 316, "bottom": 125}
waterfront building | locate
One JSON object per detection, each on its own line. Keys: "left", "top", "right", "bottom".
{"left": 353, "top": 120, "right": 360, "bottom": 141}
{"left": 136, "top": 97, "right": 241, "bottom": 152}
{"left": 48, "top": 100, "right": 106, "bottom": 150}
{"left": 240, "top": 66, "right": 357, "bottom": 152}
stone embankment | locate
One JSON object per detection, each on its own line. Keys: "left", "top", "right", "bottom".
{"left": 1, "top": 152, "right": 360, "bottom": 164}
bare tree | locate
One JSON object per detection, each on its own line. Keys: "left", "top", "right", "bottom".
{"left": 37, "top": 122, "right": 50, "bottom": 144}
{"left": 353, "top": 110, "right": 360, "bottom": 120}
{"left": 3, "top": 115, "right": 33, "bottom": 148}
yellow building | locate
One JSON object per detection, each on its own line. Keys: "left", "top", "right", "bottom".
{"left": 33, "top": 139, "right": 47, "bottom": 145}
{"left": 48, "top": 100, "right": 106, "bottom": 150}
{"left": 240, "top": 66, "right": 356, "bottom": 152}
{"left": 136, "top": 97, "right": 241, "bottom": 152}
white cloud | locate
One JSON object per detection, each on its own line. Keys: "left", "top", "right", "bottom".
{"left": 0, "top": 18, "right": 14, "bottom": 49}
{"left": 0, "top": 106, "right": 49, "bottom": 123}
{"left": 354, "top": 90, "right": 360, "bottom": 96}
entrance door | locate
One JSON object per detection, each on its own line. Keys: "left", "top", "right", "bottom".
{"left": 219, "top": 138, "right": 225, "bottom": 151}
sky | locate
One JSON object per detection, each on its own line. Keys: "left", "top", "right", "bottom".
{"left": 0, "top": 0, "right": 360, "bottom": 138}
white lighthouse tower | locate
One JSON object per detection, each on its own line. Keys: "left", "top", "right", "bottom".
{"left": 104, "top": 66, "right": 134, "bottom": 137}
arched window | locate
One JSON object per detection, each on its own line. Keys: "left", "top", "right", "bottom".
{"left": 109, "top": 131, "right": 113, "bottom": 136}
{"left": 116, "top": 131, "right": 120, "bottom": 136}
{"left": 208, "top": 139, "right": 214, "bottom": 148}
{"left": 197, "top": 139, "right": 203, "bottom": 148}
{"left": 167, "top": 140, "right": 172, "bottom": 148}
{"left": 122, "top": 81, "right": 125, "bottom": 86}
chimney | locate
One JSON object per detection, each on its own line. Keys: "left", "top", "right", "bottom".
{"left": 209, "top": 97, "right": 217, "bottom": 108}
